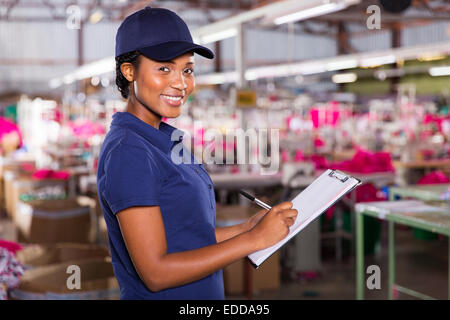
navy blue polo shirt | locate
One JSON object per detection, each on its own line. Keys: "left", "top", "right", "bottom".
{"left": 97, "top": 111, "right": 224, "bottom": 300}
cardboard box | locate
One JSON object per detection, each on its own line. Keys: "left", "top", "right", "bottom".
{"left": 216, "top": 205, "right": 281, "bottom": 295}
{"left": 0, "top": 158, "right": 35, "bottom": 213}
{"left": 9, "top": 258, "right": 120, "bottom": 300}
{"left": 16, "top": 243, "right": 110, "bottom": 268}
{"left": 15, "top": 198, "right": 92, "bottom": 244}
{"left": 0, "top": 217, "right": 17, "bottom": 242}
{"left": 91, "top": 192, "right": 108, "bottom": 245}
{"left": 216, "top": 204, "right": 261, "bottom": 227}
{"left": 222, "top": 252, "right": 280, "bottom": 296}
{"left": 3, "top": 170, "right": 31, "bottom": 218}
{"left": 3, "top": 168, "right": 67, "bottom": 220}
{"left": 0, "top": 158, "right": 35, "bottom": 179}
{"left": 10, "top": 176, "right": 68, "bottom": 222}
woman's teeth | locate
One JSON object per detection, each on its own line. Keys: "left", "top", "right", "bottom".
{"left": 161, "top": 95, "right": 182, "bottom": 101}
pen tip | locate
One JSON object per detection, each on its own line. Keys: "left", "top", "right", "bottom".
{"left": 239, "top": 190, "right": 255, "bottom": 201}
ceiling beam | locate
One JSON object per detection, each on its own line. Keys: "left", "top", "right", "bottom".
{"left": 312, "top": 12, "right": 450, "bottom": 23}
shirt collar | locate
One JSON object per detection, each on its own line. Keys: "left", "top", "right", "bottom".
{"left": 111, "top": 112, "right": 184, "bottom": 154}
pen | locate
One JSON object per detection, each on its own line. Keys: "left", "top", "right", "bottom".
{"left": 239, "top": 190, "right": 272, "bottom": 211}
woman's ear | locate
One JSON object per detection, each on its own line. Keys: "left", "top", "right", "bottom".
{"left": 120, "top": 62, "right": 135, "bottom": 82}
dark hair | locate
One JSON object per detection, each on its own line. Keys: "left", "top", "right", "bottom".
{"left": 115, "top": 51, "right": 141, "bottom": 99}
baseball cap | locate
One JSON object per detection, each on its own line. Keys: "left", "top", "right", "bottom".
{"left": 115, "top": 7, "right": 214, "bottom": 60}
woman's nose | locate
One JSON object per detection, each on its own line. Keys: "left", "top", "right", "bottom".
{"left": 171, "top": 71, "right": 187, "bottom": 91}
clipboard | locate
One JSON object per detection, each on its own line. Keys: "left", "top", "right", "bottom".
{"left": 248, "top": 169, "right": 361, "bottom": 268}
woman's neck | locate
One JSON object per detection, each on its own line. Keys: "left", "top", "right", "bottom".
{"left": 125, "top": 95, "right": 162, "bottom": 129}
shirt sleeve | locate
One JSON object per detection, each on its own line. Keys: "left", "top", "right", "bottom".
{"left": 103, "top": 144, "right": 162, "bottom": 215}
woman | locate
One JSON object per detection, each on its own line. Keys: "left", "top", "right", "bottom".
{"left": 97, "top": 7, "right": 298, "bottom": 300}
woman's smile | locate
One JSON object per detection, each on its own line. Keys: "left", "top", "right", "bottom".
{"left": 160, "top": 93, "right": 184, "bottom": 107}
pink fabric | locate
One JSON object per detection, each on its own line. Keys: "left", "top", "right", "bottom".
{"left": 294, "top": 149, "right": 305, "bottom": 162}
{"left": 32, "top": 169, "right": 70, "bottom": 180}
{"left": 325, "top": 183, "right": 387, "bottom": 219}
{"left": 310, "top": 109, "right": 340, "bottom": 128}
{"left": 308, "top": 149, "right": 395, "bottom": 173}
{"left": 417, "top": 171, "right": 450, "bottom": 185}
{"left": 318, "top": 148, "right": 393, "bottom": 219}
{"left": 20, "top": 163, "right": 35, "bottom": 172}
{"left": 67, "top": 120, "right": 105, "bottom": 139}
{"left": 0, "top": 117, "right": 23, "bottom": 147}
{"left": 348, "top": 183, "right": 386, "bottom": 203}
{"left": 281, "top": 150, "right": 290, "bottom": 163}
{"left": 297, "top": 271, "right": 318, "bottom": 280}
{"left": 420, "top": 149, "right": 434, "bottom": 159}
{"left": 423, "top": 114, "right": 450, "bottom": 133}
{"left": 329, "top": 149, "right": 395, "bottom": 173}
{"left": 285, "top": 115, "right": 294, "bottom": 130}
{"left": 194, "top": 128, "right": 206, "bottom": 147}
{"left": 310, "top": 154, "right": 328, "bottom": 170}
{"left": 314, "top": 137, "right": 325, "bottom": 148}
{"left": 0, "top": 239, "right": 22, "bottom": 256}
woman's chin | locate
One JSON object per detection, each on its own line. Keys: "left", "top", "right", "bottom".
{"left": 161, "top": 107, "right": 181, "bottom": 119}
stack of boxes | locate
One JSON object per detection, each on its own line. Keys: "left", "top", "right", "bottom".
{"left": 11, "top": 243, "right": 118, "bottom": 300}
{"left": 0, "top": 156, "right": 116, "bottom": 300}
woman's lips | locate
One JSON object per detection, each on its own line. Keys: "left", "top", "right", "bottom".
{"left": 160, "top": 94, "right": 183, "bottom": 107}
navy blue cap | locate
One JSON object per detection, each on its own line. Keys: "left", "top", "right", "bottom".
{"left": 115, "top": 7, "right": 214, "bottom": 60}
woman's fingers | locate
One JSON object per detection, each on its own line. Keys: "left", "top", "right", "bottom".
{"left": 278, "top": 208, "right": 298, "bottom": 219}
{"left": 279, "top": 209, "right": 298, "bottom": 227}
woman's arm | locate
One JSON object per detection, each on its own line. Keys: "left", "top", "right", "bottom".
{"left": 117, "top": 203, "right": 296, "bottom": 292}
{"left": 215, "top": 209, "right": 267, "bottom": 243}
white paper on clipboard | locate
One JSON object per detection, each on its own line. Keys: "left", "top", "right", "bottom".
{"left": 248, "top": 169, "right": 361, "bottom": 268}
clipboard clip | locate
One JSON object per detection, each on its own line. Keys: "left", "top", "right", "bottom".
{"left": 328, "top": 170, "right": 349, "bottom": 183}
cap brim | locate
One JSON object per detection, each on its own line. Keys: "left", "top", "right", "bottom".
{"left": 139, "top": 41, "right": 214, "bottom": 61}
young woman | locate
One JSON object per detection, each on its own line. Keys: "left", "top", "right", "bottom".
{"left": 97, "top": 7, "right": 298, "bottom": 300}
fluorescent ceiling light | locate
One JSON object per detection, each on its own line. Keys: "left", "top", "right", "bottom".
{"left": 332, "top": 73, "right": 357, "bottom": 83}
{"left": 89, "top": 10, "right": 103, "bottom": 24}
{"left": 62, "top": 75, "right": 75, "bottom": 85}
{"left": 273, "top": 1, "right": 347, "bottom": 25}
{"left": 245, "top": 65, "right": 291, "bottom": 80}
{"left": 73, "top": 57, "right": 115, "bottom": 80}
{"left": 192, "top": 41, "right": 450, "bottom": 85}
{"left": 198, "top": 27, "right": 237, "bottom": 44}
{"left": 48, "top": 78, "right": 62, "bottom": 89}
{"left": 300, "top": 63, "right": 327, "bottom": 75}
{"left": 429, "top": 66, "right": 450, "bottom": 76}
{"left": 91, "top": 76, "right": 100, "bottom": 86}
{"left": 326, "top": 59, "right": 358, "bottom": 71}
{"left": 244, "top": 62, "right": 326, "bottom": 80}
{"left": 196, "top": 72, "right": 238, "bottom": 85}
{"left": 418, "top": 53, "right": 446, "bottom": 62}
{"left": 48, "top": 57, "right": 114, "bottom": 88}
{"left": 359, "top": 55, "right": 396, "bottom": 67}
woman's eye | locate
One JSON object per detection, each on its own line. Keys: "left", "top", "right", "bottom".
{"left": 185, "top": 68, "right": 194, "bottom": 75}
{"left": 159, "top": 66, "right": 170, "bottom": 72}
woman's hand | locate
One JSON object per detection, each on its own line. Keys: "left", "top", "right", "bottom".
{"left": 244, "top": 209, "right": 268, "bottom": 232}
{"left": 247, "top": 201, "right": 298, "bottom": 251}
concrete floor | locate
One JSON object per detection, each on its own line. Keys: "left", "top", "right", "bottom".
{"left": 227, "top": 224, "right": 449, "bottom": 300}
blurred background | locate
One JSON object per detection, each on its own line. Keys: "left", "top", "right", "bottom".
{"left": 1, "top": 0, "right": 450, "bottom": 301}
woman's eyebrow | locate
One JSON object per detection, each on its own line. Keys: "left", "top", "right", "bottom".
{"left": 161, "top": 60, "right": 194, "bottom": 66}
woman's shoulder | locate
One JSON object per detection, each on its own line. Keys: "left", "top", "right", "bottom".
{"left": 103, "top": 128, "right": 157, "bottom": 160}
